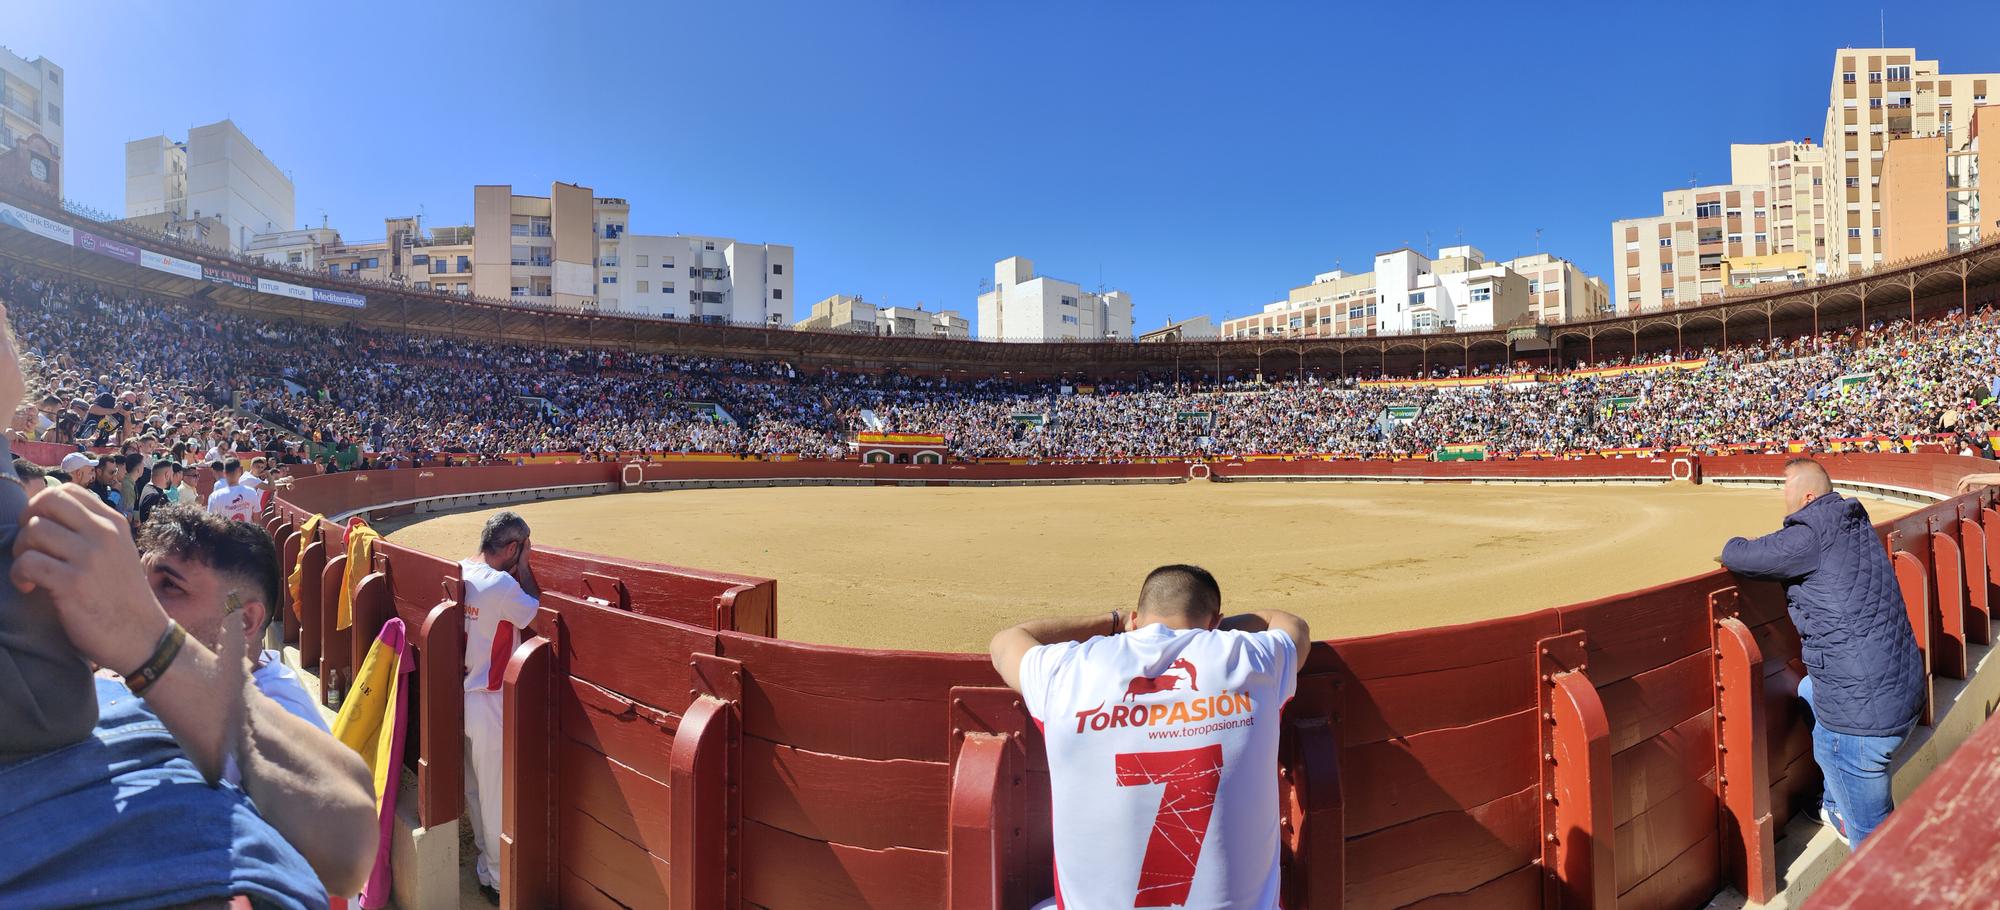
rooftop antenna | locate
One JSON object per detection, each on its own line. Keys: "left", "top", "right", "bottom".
{"left": 1534, "top": 227, "right": 1543, "bottom": 251}
{"left": 1879, "top": 8, "right": 1885, "bottom": 47}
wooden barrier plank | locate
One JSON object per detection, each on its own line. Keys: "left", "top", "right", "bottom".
{"left": 669, "top": 694, "right": 739, "bottom": 910}
{"left": 560, "top": 677, "right": 678, "bottom": 784}
{"left": 1616, "top": 831, "right": 1719, "bottom": 909}
{"left": 557, "top": 736, "right": 671, "bottom": 863}
{"left": 1396, "top": 863, "right": 1541, "bottom": 909}
{"left": 1342, "top": 708, "right": 1541, "bottom": 837}
{"left": 1710, "top": 597, "right": 1777, "bottom": 905}
{"left": 718, "top": 633, "right": 997, "bottom": 763}
{"left": 740, "top": 819, "right": 947, "bottom": 910}
{"left": 502, "top": 635, "right": 556, "bottom": 910}
{"left": 295, "top": 540, "right": 325, "bottom": 672}
{"left": 418, "top": 598, "right": 465, "bottom": 828}
{"left": 1342, "top": 785, "right": 1539, "bottom": 908}
{"left": 349, "top": 571, "right": 394, "bottom": 679}
{"left": 1279, "top": 671, "right": 1341, "bottom": 910}
{"left": 947, "top": 728, "right": 1020, "bottom": 910}
{"left": 1958, "top": 516, "right": 1992, "bottom": 645}
{"left": 1613, "top": 772, "right": 1718, "bottom": 896}
{"left": 559, "top": 593, "right": 716, "bottom": 716}
{"left": 1930, "top": 530, "right": 1969, "bottom": 678}
{"left": 1560, "top": 580, "right": 1714, "bottom": 685}
{"left": 1539, "top": 633, "right": 1614, "bottom": 908}
{"left": 277, "top": 527, "right": 300, "bottom": 644}
{"left": 318, "top": 553, "right": 350, "bottom": 692}
{"left": 558, "top": 804, "right": 670, "bottom": 910}
{"left": 1609, "top": 709, "right": 1715, "bottom": 829}
{"left": 1336, "top": 651, "right": 1538, "bottom": 748}
{"left": 1598, "top": 648, "right": 1714, "bottom": 755}
{"left": 555, "top": 865, "right": 639, "bottom": 910}
{"left": 1891, "top": 550, "right": 1936, "bottom": 725}
{"left": 742, "top": 736, "right": 950, "bottom": 852}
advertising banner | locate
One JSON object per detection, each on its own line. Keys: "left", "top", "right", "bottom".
{"left": 203, "top": 266, "right": 257, "bottom": 290}
{"left": 74, "top": 229, "right": 141, "bottom": 265}
{"left": 312, "top": 287, "right": 367, "bottom": 309}
{"left": 257, "top": 277, "right": 314, "bottom": 301}
{"left": 0, "top": 202, "right": 75, "bottom": 245}
{"left": 139, "top": 248, "right": 202, "bottom": 279}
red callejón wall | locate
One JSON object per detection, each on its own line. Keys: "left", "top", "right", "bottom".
{"left": 268, "top": 454, "right": 1998, "bottom": 909}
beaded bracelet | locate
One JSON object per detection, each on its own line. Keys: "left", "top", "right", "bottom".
{"left": 125, "top": 619, "right": 187, "bottom": 697}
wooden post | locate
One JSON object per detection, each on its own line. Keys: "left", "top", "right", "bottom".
{"left": 276, "top": 524, "right": 300, "bottom": 644}
{"left": 1281, "top": 672, "right": 1342, "bottom": 910}
{"left": 501, "top": 631, "right": 558, "bottom": 910}
{"left": 1709, "top": 588, "right": 1777, "bottom": 903}
{"left": 419, "top": 586, "right": 466, "bottom": 828}
{"left": 1537, "top": 631, "right": 1614, "bottom": 908}
{"left": 318, "top": 553, "right": 349, "bottom": 694}
{"left": 948, "top": 686, "right": 1029, "bottom": 910}
{"left": 295, "top": 538, "right": 324, "bottom": 665}
{"left": 1960, "top": 513, "right": 1993, "bottom": 645}
{"left": 671, "top": 651, "right": 743, "bottom": 910}
{"left": 1930, "top": 527, "right": 1970, "bottom": 678}
{"left": 1891, "top": 548, "right": 1935, "bottom": 725}
{"left": 350, "top": 559, "right": 394, "bottom": 678}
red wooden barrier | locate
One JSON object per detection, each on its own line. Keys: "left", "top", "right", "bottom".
{"left": 419, "top": 588, "right": 465, "bottom": 828}
{"left": 501, "top": 632, "right": 558, "bottom": 910}
{"left": 1930, "top": 528, "right": 1969, "bottom": 678}
{"left": 295, "top": 539, "right": 325, "bottom": 670}
{"left": 1890, "top": 550, "right": 1936, "bottom": 726}
{"left": 276, "top": 525, "right": 300, "bottom": 645}
{"left": 318, "top": 553, "right": 350, "bottom": 696}
{"left": 1709, "top": 589, "right": 1777, "bottom": 903}
{"left": 1539, "top": 631, "right": 1615, "bottom": 907}
{"left": 947, "top": 687, "right": 1029, "bottom": 910}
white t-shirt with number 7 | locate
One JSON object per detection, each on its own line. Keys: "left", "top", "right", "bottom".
{"left": 1019, "top": 623, "right": 1299, "bottom": 910}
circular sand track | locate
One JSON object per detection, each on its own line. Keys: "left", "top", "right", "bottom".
{"left": 382, "top": 482, "right": 1914, "bottom": 653}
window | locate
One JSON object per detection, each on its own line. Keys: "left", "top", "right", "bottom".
{"left": 636, "top": 281, "right": 650, "bottom": 293}
{"left": 1624, "top": 241, "right": 1639, "bottom": 251}
{"left": 412, "top": 254, "right": 429, "bottom": 265}
{"left": 772, "top": 288, "right": 782, "bottom": 299}
{"left": 663, "top": 282, "right": 674, "bottom": 294}
{"left": 661, "top": 256, "right": 675, "bottom": 269}
{"left": 1695, "top": 201, "right": 1722, "bottom": 218}
{"left": 415, "top": 282, "right": 430, "bottom": 290}
{"left": 602, "top": 275, "right": 617, "bottom": 284}
{"left": 326, "top": 265, "right": 339, "bottom": 277}
{"left": 1060, "top": 295, "right": 1078, "bottom": 307}
{"left": 1409, "top": 291, "right": 1426, "bottom": 305}
{"left": 1754, "top": 233, "right": 1767, "bottom": 245}
{"left": 456, "top": 256, "right": 470, "bottom": 272}
{"left": 635, "top": 255, "right": 649, "bottom": 267}
{"left": 1662, "top": 288, "right": 1676, "bottom": 298}
{"left": 1843, "top": 72, "right": 1857, "bottom": 84}
{"left": 1846, "top": 177, "right": 1861, "bottom": 188}
{"left": 704, "top": 242, "right": 715, "bottom": 251}
{"left": 1661, "top": 263, "right": 1674, "bottom": 273}
{"left": 1348, "top": 305, "right": 1365, "bottom": 319}
{"left": 1727, "top": 233, "right": 1742, "bottom": 244}
{"left": 456, "top": 283, "right": 468, "bottom": 294}
{"left": 772, "top": 263, "right": 783, "bottom": 275}
{"left": 1470, "top": 286, "right": 1492, "bottom": 302}
{"left": 45, "top": 102, "right": 59, "bottom": 125}
{"left": 1869, "top": 98, "right": 1882, "bottom": 109}
{"left": 1868, "top": 71, "right": 1882, "bottom": 83}
{"left": 288, "top": 252, "right": 303, "bottom": 264}
{"left": 1873, "top": 227, "right": 1882, "bottom": 238}
{"left": 431, "top": 260, "right": 446, "bottom": 274}
{"left": 1849, "top": 228, "right": 1862, "bottom": 238}
{"left": 1061, "top": 314, "right": 1079, "bottom": 325}
{"left": 1527, "top": 280, "right": 1540, "bottom": 294}
{"left": 1659, "top": 238, "right": 1673, "bottom": 247}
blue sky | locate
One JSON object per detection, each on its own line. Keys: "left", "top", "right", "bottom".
{"left": 12, "top": 1, "right": 1998, "bottom": 331}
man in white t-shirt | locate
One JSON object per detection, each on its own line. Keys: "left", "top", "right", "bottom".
{"left": 459, "top": 511, "right": 541, "bottom": 904}
{"left": 990, "top": 565, "right": 1309, "bottom": 910}
{"left": 204, "top": 458, "right": 258, "bottom": 524}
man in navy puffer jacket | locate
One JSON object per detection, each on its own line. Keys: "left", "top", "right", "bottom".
{"left": 1719, "top": 458, "right": 1924, "bottom": 846}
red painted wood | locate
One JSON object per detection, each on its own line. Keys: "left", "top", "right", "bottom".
{"left": 1546, "top": 669, "right": 1615, "bottom": 908}
{"left": 1613, "top": 772, "right": 1718, "bottom": 896}
{"left": 718, "top": 632, "right": 998, "bottom": 763}
{"left": 558, "top": 804, "right": 671, "bottom": 909}
{"left": 740, "top": 819, "right": 947, "bottom": 910}
{"left": 1342, "top": 708, "right": 1541, "bottom": 837}
{"left": 1597, "top": 649, "right": 1714, "bottom": 755}
{"left": 349, "top": 570, "right": 394, "bottom": 679}
{"left": 557, "top": 735, "right": 671, "bottom": 858}
{"left": 318, "top": 554, "right": 350, "bottom": 689}
{"left": 1559, "top": 578, "right": 1715, "bottom": 685}
{"left": 1610, "top": 710, "right": 1715, "bottom": 829}
{"left": 1279, "top": 671, "right": 1341, "bottom": 910}
{"left": 947, "top": 733, "right": 1012, "bottom": 910}
{"left": 556, "top": 593, "right": 716, "bottom": 717}
{"left": 556, "top": 865, "right": 642, "bottom": 910}
{"left": 1328, "top": 612, "right": 1558, "bottom": 747}
{"left": 276, "top": 526, "right": 300, "bottom": 644}
{"left": 294, "top": 540, "right": 325, "bottom": 671}
{"left": 743, "top": 736, "right": 950, "bottom": 852}
{"left": 1809, "top": 712, "right": 2000, "bottom": 908}
{"left": 669, "top": 695, "right": 739, "bottom": 910}
{"left": 1713, "top": 615, "right": 1776, "bottom": 903}
{"left": 560, "top": 677, "right": 678, "bottom": 784}
{"left": 1891, "top": 550, "right": 1935, "bottom": 725}
{"left": 1957, "top": 517, "right": 1991, "bottom": 645}
{"left": 1930, "top": 531, "right": 1969, "bottom": 678}
{"left": 1616, "top": 831, "right": 1719, "bottom": 910}
{"left": 1395, "top": 863, "right": 1542, "bottom": 909}
{"left": 502, "top": 635, "right": 556, "bottom": 910}
{"left": 418, "top": 598, "right": 465, "bottom": 828}
{"left": 1344, "top": 784, "right": 1539, "bottom": 907}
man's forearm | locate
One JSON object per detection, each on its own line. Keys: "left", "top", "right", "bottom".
{"left": 1015, "top": 611, "right": 1121, "bottom": 645}
{"left": 238, "top": 696, "right": 377, "bottom": 895}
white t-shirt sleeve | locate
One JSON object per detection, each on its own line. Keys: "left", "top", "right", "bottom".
{"left": 1016, "top": 640, "right": 1078, "bottom": 723}
{"left": 490, "top": 574, "right": 541, "bottom": 627}
{"left": 1240, "top": 629, "right": 1301, "bottom": 705}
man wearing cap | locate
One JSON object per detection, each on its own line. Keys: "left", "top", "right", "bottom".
{"left": 58, "top": 451, "right": 96, "bottom": 486}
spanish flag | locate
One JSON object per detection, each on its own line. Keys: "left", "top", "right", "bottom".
{"left": 332, "top": 618, "right": 412, "bottom": 909}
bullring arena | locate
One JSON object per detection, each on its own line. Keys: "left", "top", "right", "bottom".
{"left": 383, "top": 483, "right": 1914, "bottom": 650}
{"left": 3, "top": 180, "right": 2000, "bottom": 909}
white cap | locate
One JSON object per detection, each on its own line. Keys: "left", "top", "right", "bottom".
{"left": 59, "top": 452, "right": 97, "bottom": 473}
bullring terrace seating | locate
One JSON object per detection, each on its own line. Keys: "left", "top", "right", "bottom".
{"left": 264, "top": 452, "right": 2000, "bottom": 908}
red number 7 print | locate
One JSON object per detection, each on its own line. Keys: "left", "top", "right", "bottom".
{"left": 1113, "top": 744, "right": 1225, "bottom": 907}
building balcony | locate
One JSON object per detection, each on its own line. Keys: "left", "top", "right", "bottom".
{"left": 0, "top": 92, "right": 35, "bottom": 121}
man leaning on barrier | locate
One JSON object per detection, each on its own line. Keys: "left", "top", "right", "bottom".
{"left": 1717, "top": 457, "right": 1925, "bottom": 847}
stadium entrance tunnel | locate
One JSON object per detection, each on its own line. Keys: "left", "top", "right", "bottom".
{"left": 265, "top": 453, "right": 2000, "bottom": 908}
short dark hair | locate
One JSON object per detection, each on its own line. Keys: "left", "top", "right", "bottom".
{"left": 138, "top": 505, "right": 282, "bottom": 631}
{"left": 1137, "top": 564, "right": 1223, "bottom": 621}
{"left": 1785, "top": 456, "right": 1833, "bottom": 492}
{"left": 150, "top": 460, "right": 173, "bottom": 479}
{"left": 208, "top": 459, "right": 225, "bottom": 473}
{"left": 480, "top": 511, "right": 531, "bottom": 555}
{"left": 223, "top": 458, "right": 242, "bottom": 474}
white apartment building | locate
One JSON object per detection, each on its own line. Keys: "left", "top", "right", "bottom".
{"left": 606, "top": 233, "right": 793, "bottom": 324}
{"left": 795, "top": 294, "right": 967, "bottom": 337}
{"left": 0, "top": 47, "right": 62, "bottom": 193}
{"left": 976, "top": 256, "right": 1133, "bottom": 342}
{"left": 244, "top": 226, "right": 342, "bottom": 272}
{"left": 1221, "top": 244, "right": 1565, "bottom": 340}
{"left": 124, "top": 119, "right": 295, "bottom": 253}
{"left": 1822, "top": 48, "right": 1997, "bottom": 274}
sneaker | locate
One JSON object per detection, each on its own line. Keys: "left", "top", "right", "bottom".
{"left": 478, "top": 882, "right": 499, "bottom": 905}
{"left": 1819, "top": 806, "right": 1852, "bottom": 847}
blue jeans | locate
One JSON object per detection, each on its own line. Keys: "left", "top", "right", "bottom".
{"left": 1798, "top": 675, "right": 1912, "bottom": 845}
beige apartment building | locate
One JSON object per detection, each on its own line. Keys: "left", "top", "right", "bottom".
{"left": 1220, "top": 245, "right": 1601, "bottom": 340}
{"left": 1731, "top": 140, "right": 1831, "bottom": 270}
{"left": 247, "top": 218, "right": 476, "bottom": 294}
{"left": 1614, "top": 185, "right": 1785, "bottom": 311}
{"left": 1823, "top": 48, "right": 1997, "bottom": 273}
{"left": 472, "top": 183, "right": 620, "bottom": 310}
{"left": 0, "top": 46, "right": 62, "bottom": 194}
{"left": 796, "top": 294, "right": 967, "bottom": 338}
{"left": 1881, "top": 104, "right": 1998, "bottom": 260}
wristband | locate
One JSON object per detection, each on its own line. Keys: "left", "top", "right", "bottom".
{"left": 125, "top": 619, "right": 188, "bottom": 697}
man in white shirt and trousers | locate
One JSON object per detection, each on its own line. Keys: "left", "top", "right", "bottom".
{"left": 458, "top": 511, "right": 540, "bottom": 904}
{"left": 991, "top": 565, "right": 1309, "bottom": 910}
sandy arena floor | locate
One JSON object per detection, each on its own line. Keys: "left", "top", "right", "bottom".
{"left": 382, "top": 481, "right": 1915, "bottom": 653}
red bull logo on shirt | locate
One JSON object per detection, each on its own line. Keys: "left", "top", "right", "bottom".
{"left": 1073, "top": 659, "right": 1254, "bottom": 734}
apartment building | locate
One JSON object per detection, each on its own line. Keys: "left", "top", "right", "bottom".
{"left": 0, "top": 47, "right": 62, "bottom": 194}
{"left": 247, "top": 218, "right": 477, "bottom": 294}
{"left": 1822, "top": 48, "right": 1997, "bottom": 273}
{"left": 976, "top": 256, "right": 1133, "bottom": 342}
{"left": 607, "top": 232, "right": 792, "bottom": 324}
{"left": 1730, "top": 140, "right": 1831, "bottom": 271}
{"left": 1613, "top": 185, "right": 1787, "bottom": 311}
{"left": 1138, "top": 316, "right": 1218, "bottom": 342}
{"left": 124, "top": 119, "right": 294, "bottom": 253}
{"left": 470, "top": 183, "right": 612, "bottom": 310}
{"left": 1220, "top": 244, "right": 1582, "bottom": 340}
{"left": 1881, "top": 104, "right": 1998, "bottom": 259}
